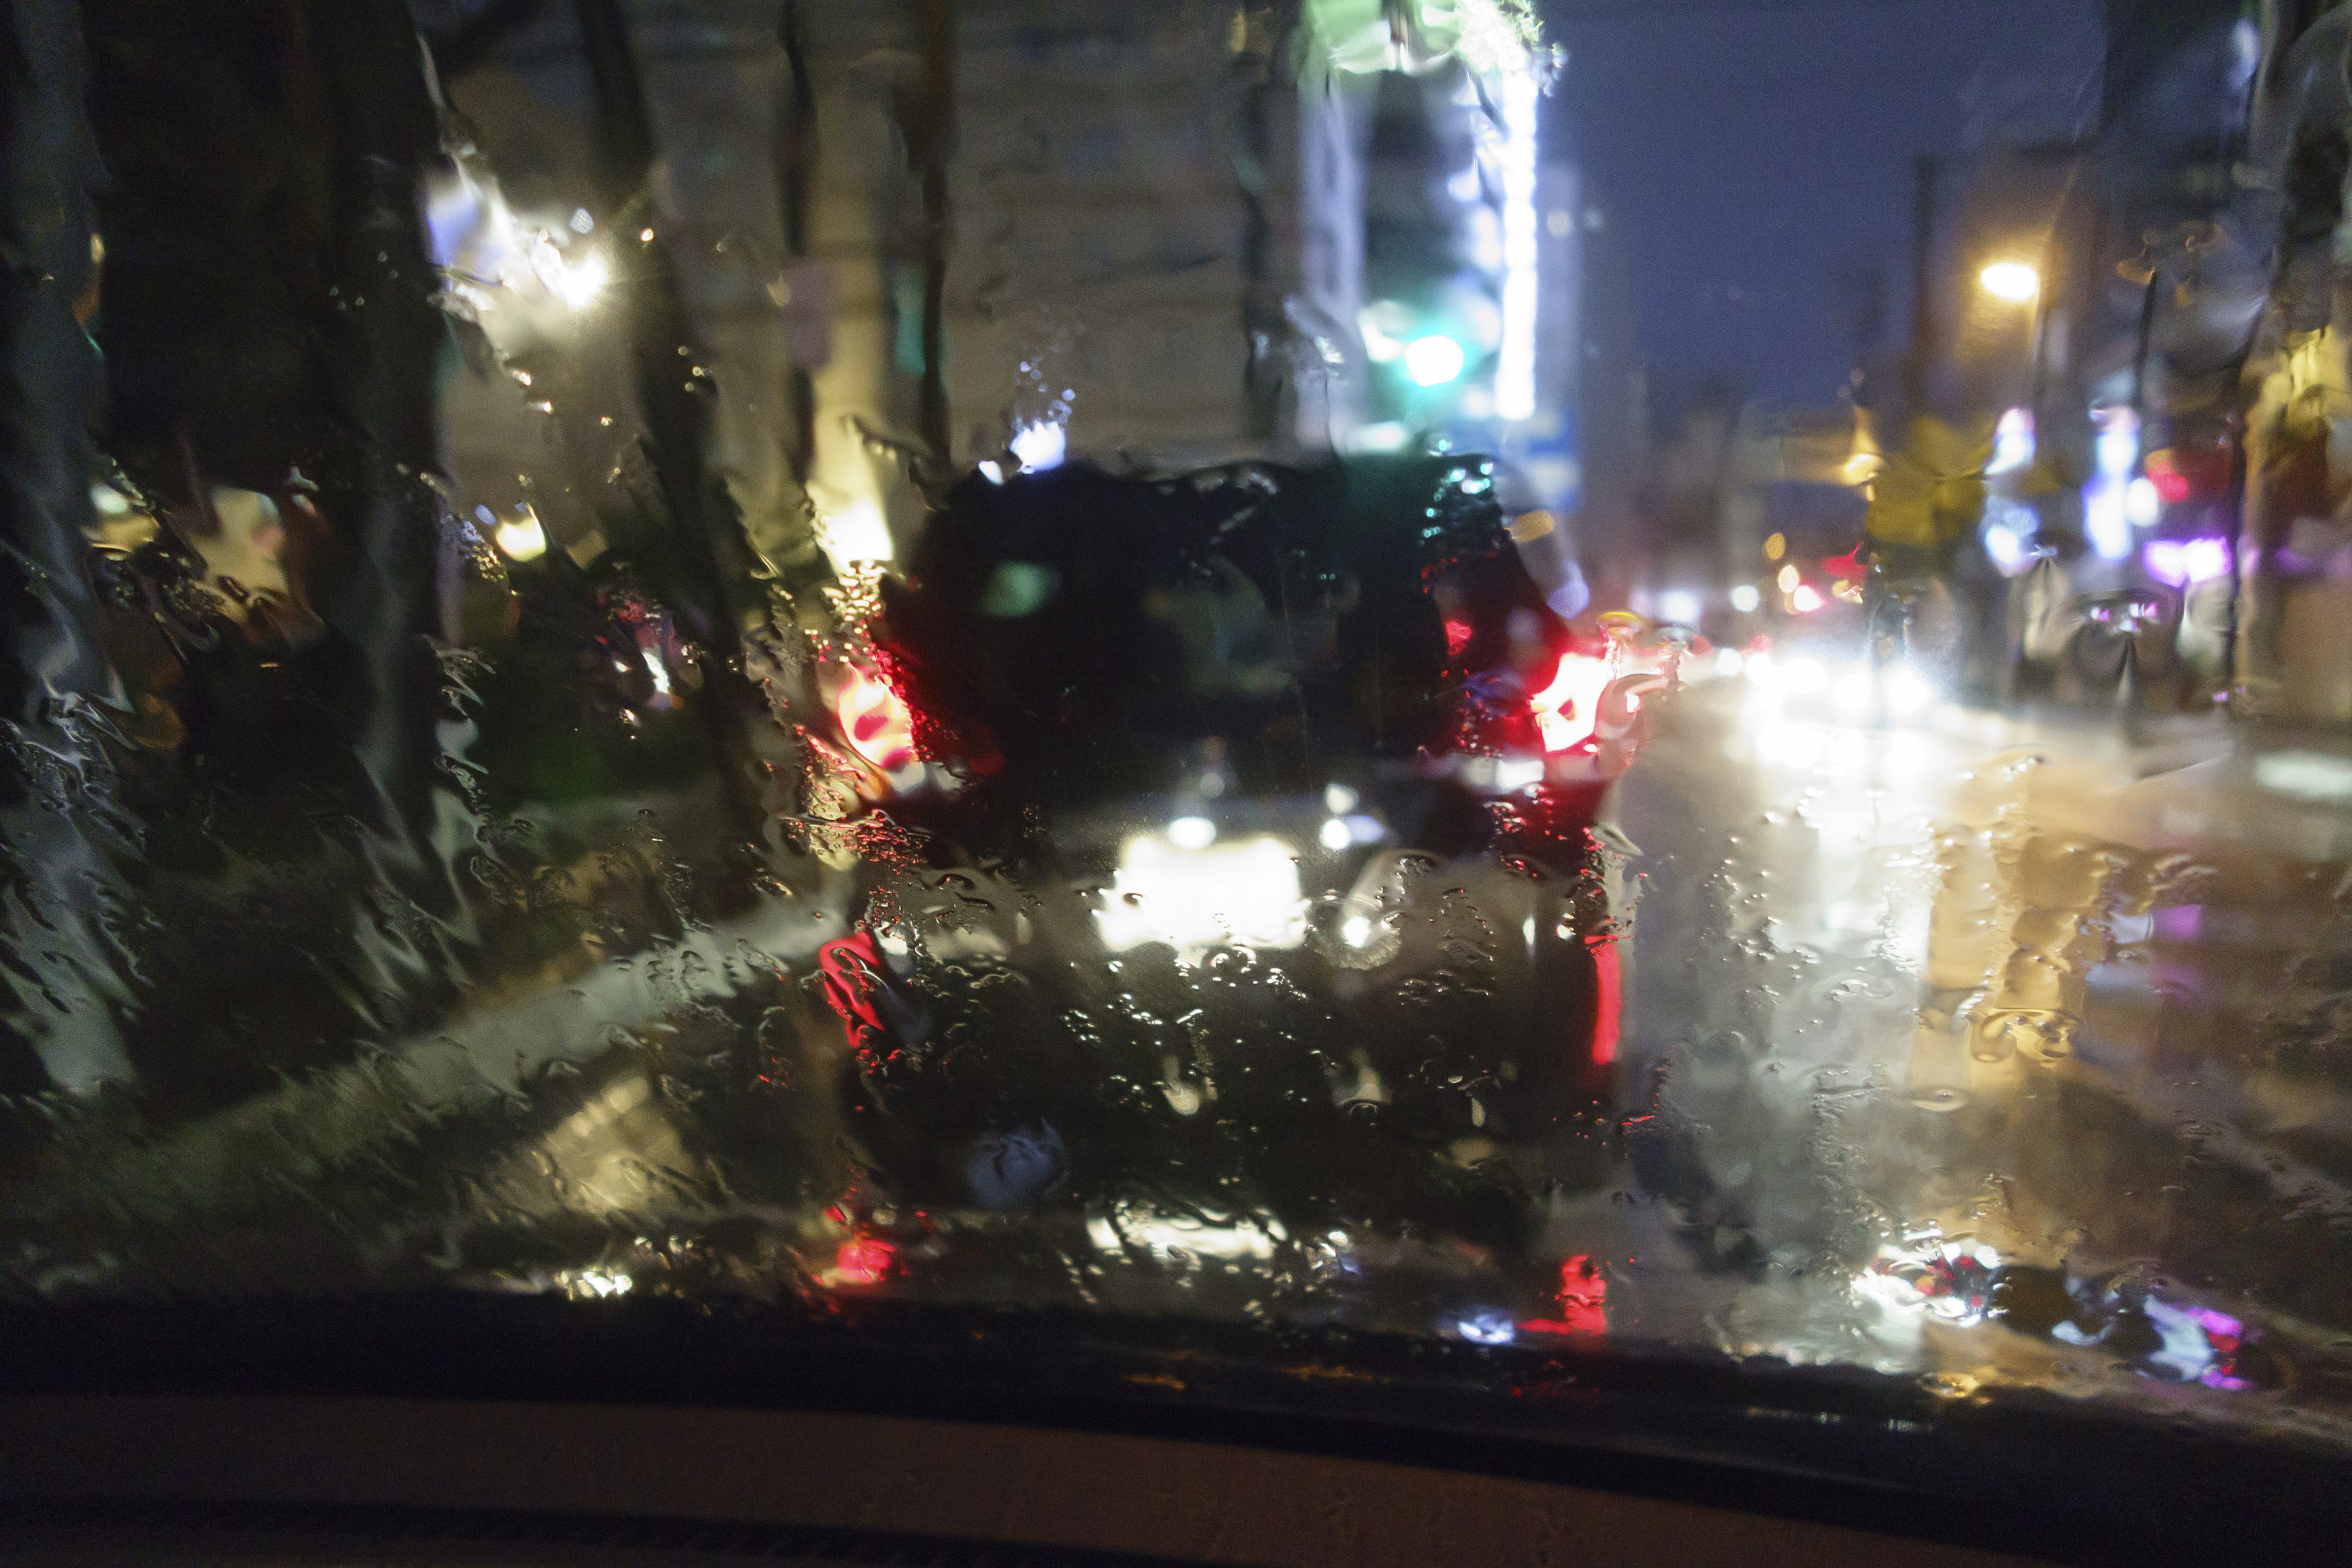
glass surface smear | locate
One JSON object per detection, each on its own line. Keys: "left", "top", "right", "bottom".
{"left": 6, "top": 0, "right": 2352, "bottom": 1472}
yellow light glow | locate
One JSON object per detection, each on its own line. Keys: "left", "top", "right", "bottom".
{"left": 494, "top": 507, "right": 547, "bottom": 562}
{"left": 1776, "top": 564, "right": 1800, "bottom": 593}
{"left": 816, "top": 498, "right": 894, "bottom": 568}
{"left": 1763, "top": 532, "right": 1786, "bottom": 561}
{"left": 556, "top": 248, "right": 608, "bottom": 309}
{"left": 1979, "top": 262, "right": 2040, "bottom": 303}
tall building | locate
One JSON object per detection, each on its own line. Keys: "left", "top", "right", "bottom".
{"left": 434, "top": 0, "right": 1576, "bottom": 581}
{"left": 1289, "top": 1, "right": 1567, "bottom": 481}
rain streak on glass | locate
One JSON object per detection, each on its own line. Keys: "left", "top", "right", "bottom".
{"left": 8, "top": 0, "right": 2352, "bottom": 1480}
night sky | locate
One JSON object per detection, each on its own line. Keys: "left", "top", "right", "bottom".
{"left": 1545, "top": 0, "right": 2103, "bottom": 409}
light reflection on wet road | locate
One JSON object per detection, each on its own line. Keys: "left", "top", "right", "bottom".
{"left": 13, "top": 646, "right": 2352, "bottom": 1449}
{"left": 1602, "top": 655, "right": 2352, "bottom": 1425}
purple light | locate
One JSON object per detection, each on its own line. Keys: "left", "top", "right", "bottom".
{"left": 2182, "top": 537, "right": 2231, "bottom": 583}
{"left": 1986, "top": 407, "right": 2035, "bottom": 475}
{"left": 2192, "top": 1306, "right": 2245, "bottom": 1338}
{"left": 2144, "top": 537, "right": 2231, "bottom": 587}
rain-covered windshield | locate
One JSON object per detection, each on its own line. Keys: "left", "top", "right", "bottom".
{"left": 7, "top": 0, "right": 2352, "bottom": 1523}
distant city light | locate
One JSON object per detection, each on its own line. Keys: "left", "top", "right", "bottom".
{"left": 976, "top": 561, "right": 1060, "bottom": 619}
{"left": 1403, "top": 333, "right": 1468, "bottom": 387}
{"left": 1086, "top": 1212, "right": 1276, "bottom": 1262}
{"left": 1547, "top": 567, "right": 1591, "bottom": 620}
{"left": 429, "top": 162, "right": 607, "bottom": 324}
{"left": 1358, "top": 300, "right": 1411, "bottom": 363}
{"left": 1789, "top": 583, "right": 1825, "bottom": 614}
{"left": 2085, "top": 487, "right": 2130, "bottom": 559}
{"left": 1839, "top": 447, "right": 1882, "bottom": 486}
{"left": 492, "top": 505, "right": 547, "bottom": 562}
{"left": 2095, "top": 407, "right": 2139, "bottom": 480}
{"left": 2144, "top": 537, "right": 2231, "bottom": 587}
{"left": 1492, "top": 758, "right": 1544, "bottom": 791}
{"left": 2125, "top": 475, "right": 2162, "bottom": 527}
{"left": 1315, "top": 812, "right": 1387, "bottom": 851}
{"left": 2258, "top": 749, "right": 2352, "bottom": 805}
{"left": 1493, "top": 65, "right": 1540, "bottom": 421}
{"left": 1657, "top": 588, "right": 1702, "bottom": 626}
{"left": 2182, "top": 535, "right": 2231, "bottom": 582}
{"left": 1884, "top": 662, "right": 1936, "bottom": 718}
{"left": 2232, "top": 17, "right": 2261, "bottom": 88}
{"left": 1981, "top": 497, "right": 2040, "bottom": 576}
{"left": 2085, "top": 407, "right": 2139, "bottom": 560}
{"left": 1983, "top": 521, "right": 2030, "bottom": 574}
{"left": 559, "top": 1268, "right": 632, "bottom": 1299}
{"left": 1347, "top": 420, "right": 1412, "bottom": 454}
{"left": 1166, "top": 815, "right": 1217, "bottom": 851}
{"left": 1986, "top": 407, "right": 2035, "bottom": 475}
{"left": 1455, "top": 1310, "right": 1517, "bottom": 1345}
{"left": 1729, "top": 584, "right": 1761, "bottom": 613}
{"left": 1979, "top": 261, "right": 2040, "bottom": 302}
{"left": 818, "top": 498, "right": 894, "bottom": 567}
{"left": 1834, "top": 663, "right": 1873, "bottom": 716}
{"left": 551, "top": 246, "right": 608, "bottom": 310}
{"left": 1010, "top": 418, "right": 1067, "bottom": 472}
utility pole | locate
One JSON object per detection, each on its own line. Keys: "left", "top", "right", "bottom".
{"left": 913, "top": 0, "right": 954, "bottom": 468}
{"left": 1904, "top": 153, "right": 1937, "bottom": 412}
{"left": 776, "top": 0, "right": 817, "bottom": 484}
{"left": 573, "top": 0, "right": 763, "bottom": 641}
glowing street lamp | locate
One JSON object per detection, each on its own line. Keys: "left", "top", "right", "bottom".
{"left": 1978, "top": 261, "right": 2040, "bottom": 303}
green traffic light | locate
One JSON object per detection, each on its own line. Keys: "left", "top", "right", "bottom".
{"left": 1403, "top": 333, "right": 1467, "bottom": 386}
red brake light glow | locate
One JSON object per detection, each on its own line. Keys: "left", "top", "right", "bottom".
{"left": 1529, "top": 651, "right": 1610, "bottom": 753}
{"left": 834, "top": 1237, "right": 896, "bottom": 1285}
{"left": 834, "top": 665, "right": 918, "bottom": 773}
